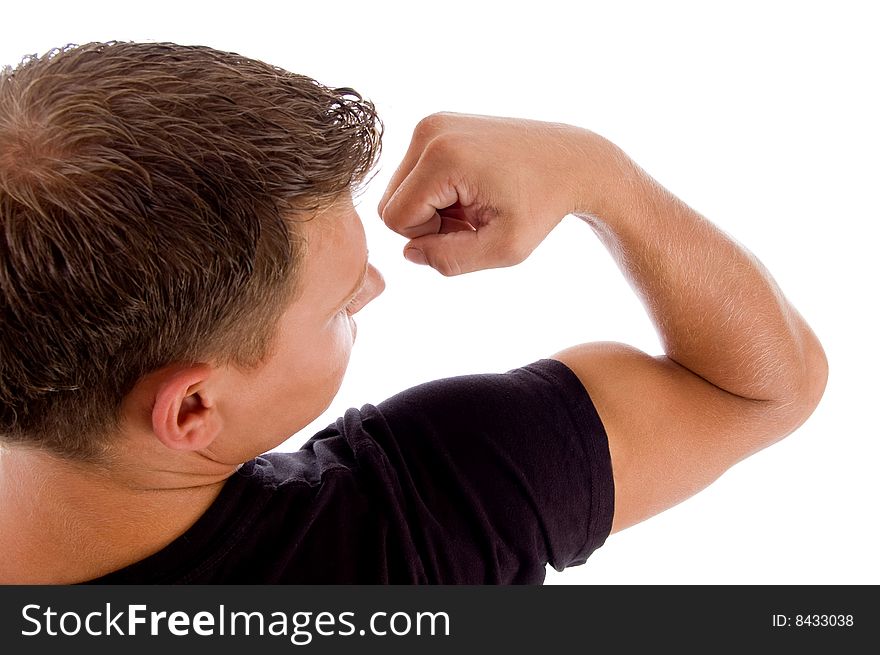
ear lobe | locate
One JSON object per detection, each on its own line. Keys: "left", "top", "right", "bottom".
{"left": 151, "top": 364, "right": 221, "bottom": 452}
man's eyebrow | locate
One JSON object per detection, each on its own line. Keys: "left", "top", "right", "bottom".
{"left": 338, "top": 253, "right": 369, "bottom": 309}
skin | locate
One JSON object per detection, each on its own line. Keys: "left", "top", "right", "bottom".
{"left": 378, "top": 113, "right": 828, "bottom": 533}
{"left": 0, "top": 195, "right": 384, "bottom": 583}
{"left": 0, "top": 113, "right": 828, "bottom": 582}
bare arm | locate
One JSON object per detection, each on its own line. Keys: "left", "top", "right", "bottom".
{"left": 379, "top": 113, "right": 829, "bottom": 535}
{"left": 573, "top": 151, "right": 825, "bottom": 406}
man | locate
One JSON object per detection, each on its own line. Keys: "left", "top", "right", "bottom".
{"left": 0, "top": 42, "right": 827, "bottom": 584}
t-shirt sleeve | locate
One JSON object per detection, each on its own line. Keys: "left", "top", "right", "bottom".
{"left": 340, "top": 358, "right": 614, "bottom": 584}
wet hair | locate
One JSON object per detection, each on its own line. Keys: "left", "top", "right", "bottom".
{"left": 0, "top": 41, "right": 382, "bottom": 460}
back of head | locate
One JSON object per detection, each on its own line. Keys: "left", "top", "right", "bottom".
{"left": 0, "top": 41, "right": 381, "bottom": 461}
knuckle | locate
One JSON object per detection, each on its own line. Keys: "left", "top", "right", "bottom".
{"left": 380, "top": 205, "right": 405, "bottom": 233}
{"left": 422, "top": 133, "right": 463, "bottom": 166}
{"left": 413, "top": 113, "right": 448, "bottom": 141}
{"left": 385, "top": 217, "right": 409, "bottom": 236}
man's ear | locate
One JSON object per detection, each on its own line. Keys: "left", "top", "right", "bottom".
{"left": 150, "top": 363, "right": 222, "bottom": 452}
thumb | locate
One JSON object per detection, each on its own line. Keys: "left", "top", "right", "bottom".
{"left": 404, "top": 227, "right": 498, "bottom": 277}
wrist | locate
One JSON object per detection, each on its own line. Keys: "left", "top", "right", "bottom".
{"left": 569, "top": 130, "right": 640, "bottom": 226}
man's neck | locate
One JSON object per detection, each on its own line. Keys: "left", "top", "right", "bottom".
{"left": 0, "top": 447, "right": 233, "bottom": 584}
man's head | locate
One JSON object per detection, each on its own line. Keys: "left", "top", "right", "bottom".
{"left": 0, "top": 42, "right": 383, "bottom": 465}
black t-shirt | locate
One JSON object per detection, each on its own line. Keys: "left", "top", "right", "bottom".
{"left": 89, "top": 358, "right": 614, "bottom": 584}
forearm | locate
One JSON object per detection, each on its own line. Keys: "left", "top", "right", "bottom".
{"left": 573, "top": 135, "right": 827, "bottom": 405}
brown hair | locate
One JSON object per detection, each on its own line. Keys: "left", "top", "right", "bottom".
{"left": 0, "top": 41, "right": 382, "bottom": 461}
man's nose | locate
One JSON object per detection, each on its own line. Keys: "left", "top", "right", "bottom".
{"left": 365, "top": 264, "right": 386, "bottom": 304}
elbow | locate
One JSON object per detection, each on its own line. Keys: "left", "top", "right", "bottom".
{"left": 801, "top": 338, "right": 829, "bottom": 419}
{"left": 807, "top": 337, "right": 829, "bottom": 403}
{"left": 779, "top": 328, "right": 829, "bottom": 429}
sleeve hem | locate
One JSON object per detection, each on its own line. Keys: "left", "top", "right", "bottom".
{"left": 531, "top": 358, "right": 616, "bottom": 569}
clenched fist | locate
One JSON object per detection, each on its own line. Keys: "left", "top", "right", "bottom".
{"left": 378, "top": 112, "right": 623, "bottom": 276}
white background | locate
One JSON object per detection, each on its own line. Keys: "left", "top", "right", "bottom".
{"left": 3, "top": 0, "right": 877, "bottom": 585}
